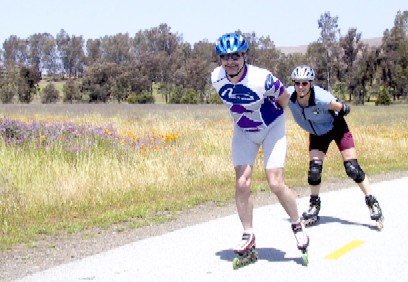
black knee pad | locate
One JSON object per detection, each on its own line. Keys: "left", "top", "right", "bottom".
{"left": 308, "top": 160, "right": 323, "bottom": 185}
{"left": 344, "top": 159, "right": 365, "bottom": 183}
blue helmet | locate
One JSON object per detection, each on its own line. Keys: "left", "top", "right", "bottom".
{"left": 215, "top": 33, "right": 249, "bottom": 55}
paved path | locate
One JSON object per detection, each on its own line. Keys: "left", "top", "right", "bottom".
{"left": 18, "top": 178, "right": 407, "bottom": 282}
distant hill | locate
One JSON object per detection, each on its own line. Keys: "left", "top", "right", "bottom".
{"left": 277, "top": 37, "right": 382, "bottom": 54}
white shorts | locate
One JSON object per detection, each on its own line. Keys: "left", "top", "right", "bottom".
{"left": 231, "top": 114, "right": 287, "bottom": 169}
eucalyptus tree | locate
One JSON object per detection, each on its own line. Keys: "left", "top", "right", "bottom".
{"left": 240, "top": 31, "right": 259, "bottom": 65}
{"left": 380, "top": 11, "right": 408, "bottom": 100}
{"left": 70, "top": 35, "right": 86, "bottom": 78}
{"left": 305, "top": 42, "right": 327, "bottom": 86}
{"left": 132, "top": 24, "right": 184, "bottom": 103}
{"left": 280, "top": 52, "right": 307, "bottom": 85}
{"left": 339, "top": 28, "right": 365, "bottom": 102}
{"left": 85, "top": 38, "right": 102, "bottom": 66}
{"left": 41, "top": 33, "right": 59, "bottom": 80}
{"left": 56, "top": 30, "right": 85, "bottom": 78}
{"left": 27, "top": 33, "right": 43, "bottom": 72}
{"left": 100, "top": 33, "right": 134, "bottom": 64}
{"left": 317, "top": 11, "right": 341, "bottom": 90}
{"left": 187, "top": 40, "right": 217, "bottom": 102}
{"left": 353, "top": 45, "right": 380, "bottom": 102}
{"left": 56, "top": 29, "right": 70, "bottom": 77}
{"left": 252, "top": 36, "right": 282, "bottom": 74}
{"left": 2, "top": 35, "right": 29, "bottom": 69}
{"left": 26, "top": 33, "right": 59, "bottom": 79}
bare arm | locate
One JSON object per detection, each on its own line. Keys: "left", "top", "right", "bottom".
{"left": 329, "top": 100, "right": 351, "bottom": 116}
{"left": 328, "top": 100, "right": 343, "bottom": 111}
{"left": 277, "top": 88, "right": 290, "bottom": 109}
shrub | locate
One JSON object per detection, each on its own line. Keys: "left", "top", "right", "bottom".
{"left": 375, "top": 86, "right": 391, "bottom": 106}
{"left": 41, "top": 83, "right": 60, "bottom": 104}
{"left": 127, "top": 90, "right": 154, "bottom": 104}
{"left": 63, "top": 79, "right": 82, "bottom": 103}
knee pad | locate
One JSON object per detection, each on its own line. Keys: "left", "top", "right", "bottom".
{"left": 308, "top": 160, "right": 323, "bottom": 185}
{"left": 344, "top": 159, "right": 365, "bottom": 183}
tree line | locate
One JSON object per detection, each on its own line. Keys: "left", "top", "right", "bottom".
{"left": 0, "top": 11, "right": 407, "bottom": 105}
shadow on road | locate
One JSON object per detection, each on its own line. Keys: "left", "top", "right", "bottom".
{"left": 215, "top": 247, "right": 304, "bottom": 265}
{"left": 314, "top": 215, "right": 375, "bottom": 230}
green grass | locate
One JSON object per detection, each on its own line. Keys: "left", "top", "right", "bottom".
{"left": 0, "top": 104, "right": 407, "bottom": 250}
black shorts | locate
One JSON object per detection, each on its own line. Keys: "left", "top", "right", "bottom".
{"left": 309, "top": 117, "right": 355, "bottom": 154}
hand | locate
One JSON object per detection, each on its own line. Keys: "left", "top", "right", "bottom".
{"left": 339, "top": 103, "right": 350, "bottom": 117}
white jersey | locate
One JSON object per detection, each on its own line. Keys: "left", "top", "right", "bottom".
{"left": 211, "top": 64, "right": 286, "bottom": 135}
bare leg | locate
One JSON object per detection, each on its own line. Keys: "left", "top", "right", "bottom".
{"left": 266, "top": 168, "right": 310, "bottom": 250}
{"left": 235, "top": 165, "right": 254, "bottom": 231}
{"left": 265, "top": 168, "right": 299, "bottom": 222}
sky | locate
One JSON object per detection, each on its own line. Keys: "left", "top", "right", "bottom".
{"left": 1, "top": 0, "right": 407, "bottom": 47}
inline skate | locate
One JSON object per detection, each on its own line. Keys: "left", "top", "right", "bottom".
{"left": 232, "top": 232, "right": 258, "bottom": 270}
{"left": 365, "top": 195, "right": 384, "bottom": 230}
{"left": 302, "top": 196, "right": 321, "bottom": 227}
{"left": 292, "top": 221, "right": 309, "bottom": 266}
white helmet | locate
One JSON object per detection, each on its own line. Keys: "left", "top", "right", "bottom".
{"left": 291, "top": 65, "right": 315, "bottom": 81}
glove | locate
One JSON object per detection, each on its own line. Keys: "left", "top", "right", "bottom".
{"left": 339, "top": 103, "right": 350, "bottom": 117}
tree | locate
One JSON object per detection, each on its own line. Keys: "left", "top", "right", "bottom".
{"left": 279, "top": 52, "right": 306, "bottom": 85}
{"left": 100, "top": 33, "right": 134, "bottom": 64}
{"left": 317, "top": 12, "right": 341, "bottom": 91}
{"left": 41, "top": 34, "right": 59, "bottom": 80}
{"left": 56, "top": 30, "right": 85, "bottom": 78}
{"left": 353, "top": 46, "right": 379, "bottom": 102}
{"left": 85, "top": 38, "right": 102, "bottom": 66}
{"left": 378, "top": 11, "right": 408, "bottom": 100}
{"left": 306, "top": 42, "right": 327, "bottom": 87}
{"left": 56, "top": 29, "right": 70, "bottom": 77}
{"left": 18, "top": 65, "right": 41, "bottom": 103}
{"left": 81, "top": 62, "right": 121, "bottom": 103}
{"left": 2, "top": 36, "right": 28, "bottom": 69}
{"left": 0, "top": 67, "right": 21, "bottom": 103}
{"left": 340, "top": 28, "right": 364, "bottom": 102}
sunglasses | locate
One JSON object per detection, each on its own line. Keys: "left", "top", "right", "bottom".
{"left": 219, "top": 53, "right": 243, "bottom": 61}
{"left": 294, "top": 81, "right": 309, "bottom": 86}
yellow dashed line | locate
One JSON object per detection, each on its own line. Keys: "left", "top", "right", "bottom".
{"left": 325, "top": 240, "right": 365, "bottom": 260}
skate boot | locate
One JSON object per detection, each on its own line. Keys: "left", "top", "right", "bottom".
{"left": 292, "top": 221, "right": 309, "bottom": 266}
{"left": 302, "top": 195, "right": 321, "bottom": 227}
{"left": 365, "top": 195, "right": 384, "bottom": 230}
{"left": 232, "top": 232, "right": 258, "bottom": 270}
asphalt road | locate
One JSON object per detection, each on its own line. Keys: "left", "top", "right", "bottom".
{"left": 17, "top": 177, "right": 407, "bottom": 282}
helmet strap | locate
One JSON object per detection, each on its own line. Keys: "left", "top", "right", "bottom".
{"left": 228, "top": 62, "right": 246, "bottom": 78}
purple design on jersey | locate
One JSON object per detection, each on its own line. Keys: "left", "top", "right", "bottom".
{"left": 260, "top": 97, "right": 283, "bottom": 126}
{"left": 237, "top": 115, "right": 263, "bottom": 129}
{"left": 230, "top": 105, "right": 253, "bottom": 114}
{"left": 265, "top": 74, "right": 274, "bottom": 90}
{"left": 277, "top": 80, "right": 285, "bottom": 96}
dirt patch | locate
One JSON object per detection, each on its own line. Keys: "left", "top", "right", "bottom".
{"left": 1, "top": 170, "right": 406, "bottom": 281}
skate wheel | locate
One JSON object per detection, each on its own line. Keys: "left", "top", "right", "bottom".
{"left": 252, "top": 250, "right": 259, "bottom": 262}
{"left": 376, "top": 217, "right": 384, "bottom": 230}
{"left": 302, "top": 216, "right": 319, "bottom": 227}
{"left": 302, "top": 252, "right": 309, "bottom": 266}
{"left": 302, "top": 254, "right": 309, "bottom": 266}
{"left": 232, "top": 257, "right": 240, "bottom": 270}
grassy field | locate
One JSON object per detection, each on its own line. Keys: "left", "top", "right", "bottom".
{"left": 0, "top": 104, "right": 407, "bottom": 250}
